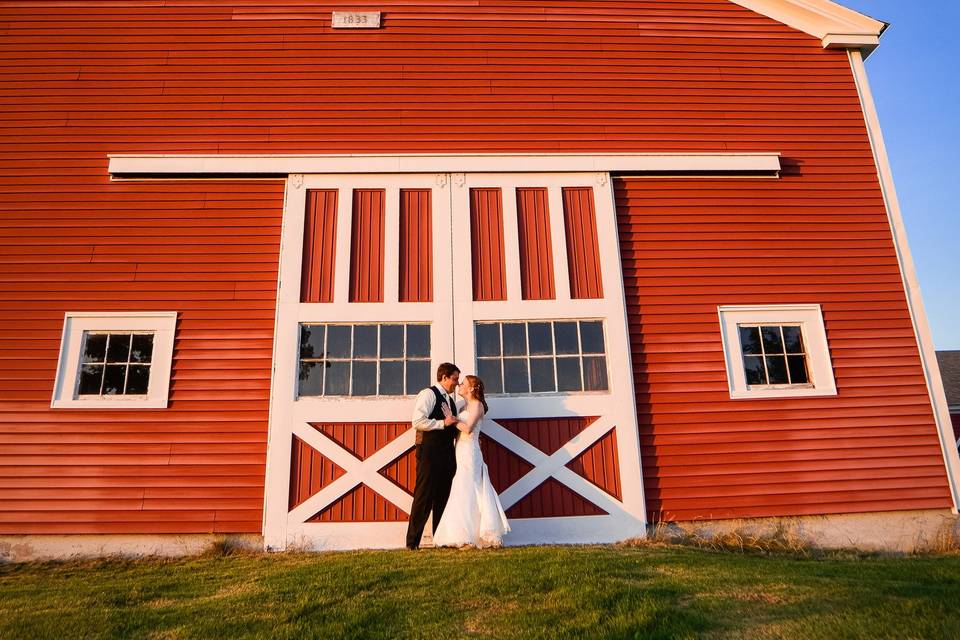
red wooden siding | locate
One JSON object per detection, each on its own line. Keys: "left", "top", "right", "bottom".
{"left": 380, "top": 447, "right": 417, "bottom": 494}
{"left": 516, "top": 187, "right": 556, "bottom": 300}
{"left": 312, "top": 422, "right": 409, "bottom": 461}
{"left": 567, "top": 429, "right": 622, "bottom": 501}
{"left": 479, "top": 435, "right": 535, "bottom": 494}
{"left": 470, "top": 188, "right": 507, "bottom": 301}
{"left": 309, "top": 484, "right": 408, "bottom": 522}
{"left": 562, "top": 187, "right": 604, "bottom": 299}
{"left": 399, "top": 189, "right": 433, "bottom": 303}
{"left": 506, "top": 478, "right": 606, "bottom": 519}
{"left": 300, "top": 189, "right": 338, "bottom": 303}
{"left": 496, "top": 417, "right": 596, "bottom": 456}
{"left": 289, "top": 435, "right": 345, "bottom": 510}
{"left": 349, "top": 189, "right": 385, "bottom": 303}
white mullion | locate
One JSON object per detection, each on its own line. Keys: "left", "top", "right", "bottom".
{"left": 501, "top": 185, "right": 522, "bottom": 302}
{"left": 333, "top": 187, "right": 353, "bottom": 305}
{"left": 546, "top": 186, "right": 571, "bottom": 301}
{"left": 383, "top": 186, "right": 400, "bottom": 305}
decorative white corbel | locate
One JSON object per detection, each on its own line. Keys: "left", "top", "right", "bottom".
{"left": 290, "top": 173, "right": 303, "bottom": 189}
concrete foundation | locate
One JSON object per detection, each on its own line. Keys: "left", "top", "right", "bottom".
{"left": 0, "top": 533, "right": 262, "bottom": 563}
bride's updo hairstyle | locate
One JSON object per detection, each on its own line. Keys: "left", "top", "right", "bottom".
{"left": 465, "top": 375, "right": 489, "bottom": 414}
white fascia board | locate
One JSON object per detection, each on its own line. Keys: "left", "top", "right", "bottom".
{"left": 729, "top": 0, "right": 884, "bottom": 53}
{"left": 107, "top": 153, "right": 782, "bottom": 177}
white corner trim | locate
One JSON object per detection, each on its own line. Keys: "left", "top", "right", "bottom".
{"left": 847, "top": 49, "right": 960, "bottom": 514}
{"left": 51, "top": 311, "right": 177, "bottom": 409}
{"left": 728, "top": 0, "right": 883, "bottom": 52}
{"left": 106, "top": 153, "right": 782, "bottom": 178}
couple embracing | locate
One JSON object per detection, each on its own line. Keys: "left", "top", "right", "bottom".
{"left": 405, "top": 363, "right": 511, "bottom": 550}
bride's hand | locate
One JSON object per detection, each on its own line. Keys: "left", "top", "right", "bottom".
{"left": 441, "top": 402, "right": 457, "bottom": 426}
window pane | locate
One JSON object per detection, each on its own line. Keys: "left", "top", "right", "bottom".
{"left": 126, "top": 365, "right": 151, "bottom": 394}
{"left": 106, "top": 334, "right": 131, "bottom": 363}
{"left": 77, "top": 364, "right": 104, "bottom": 395}
{"left": 405, "top": 360, "right": 430, "bottom": 395}
{"left": 739, "top": 326, "right": 762, "bottom": 356}
{"left": 530, "top": 358, "right": 556, "bottom": 393}
{"left": 130, "top": 334, "right": 154, "bottom": 363}
{"left": 502, "top": 323, "right": 527, "bottom": 357}
{"left": 743, "top": 356, "right": 766, "bottom": 385}
{"left": 579, "top": 321, "right": 605, "bottom": 354}
{"left": 326, "top": 325, "right": 352, "bottom": 359}
{"left": 761, "top": 326, "right": 784, "bottom": 354}
{"left": 554, "top": 322, "right": 579, "bottom": 355}
{"left": 380, "top": 325, "right": 404, "bottom": 358}
{"left": 556, "top": 356, "right": 582, "bottom": 392}
{"left": 783, "top": 326, "right": 805, "bottom": 354}
{"left": 82, "top": 334, "right": 108, "bottom": 363}
{"left": 503, "top": 359, "right": 530, "bottom": 393}
{"left": 788, "top": 355, "right": 809, "bottom": 384}
{"left": 299, "top": 325, "right": 326, "bottom": 359}
{"left": 351, "top": 361, "right": 377, "bottom": 396}
{"left": 103, "top": 364, "right": 127, "bottom": 395}
{"left": 324, "top": 361, "right": 350, "bottom": 395}
{"left": 476, "top": 323, "right": 501, "bottom": 357}
{"left": 477, "top": 359, "right": 503, "bottom": 395}
{"left": 583, "top": 356, "right": 608, "bottom": 391}
{"left": 528, "top": 322, "right": 553, "bottom": 356}
{"left": 379, "top": 361, "right": 404, "bottom": 395}
{"left": 766, "top": 356, "right": 789, "bottom": 385}
{"left": 353, "top": 325, "right": 378, "bottom": 358}
{"left": 298, "top": 361, "right": 324, "bottom": 396}
{"left": 406, "top": 325, "right": 430, "bottom": 358}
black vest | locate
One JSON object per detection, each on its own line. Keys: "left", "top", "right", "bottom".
{"left": 418, "top": 386, "right": 459, "bottom": 448}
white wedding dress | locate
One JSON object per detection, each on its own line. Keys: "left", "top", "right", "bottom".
{"left": 432, "top": 406, "right": 511, "bottom": 548}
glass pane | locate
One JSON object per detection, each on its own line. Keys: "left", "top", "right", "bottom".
{"left": 82, "top": 334, "right": 107, "bottom": 363}
{"left": 554, "top": 322, "right": 579, "bottom": 355}
{"left": 298, "top": 361, "right": 324, "bottom": 397}
{"left": 353, "top": 325, "right": 378, "bottom": 358}
{"left": 503, "top": 359, "right": 530, "bottom": 393}
{"left": 106, "top": 334, "right": 131, "bottom": 363}
{"left": 579, "top": 321, "right": 605, "bottom": 354}
{"left": 766, "top": 356, "right": 789, "bottom": 385}
{"left": 556, "top": 356, "right": 582, "bottom": 392}
{"left": 379, "top": 361, "right": 404, "bottom": 395}
{"left": 351, "top": 361, "right": 376, "bottom": 396}
{"left": 583, "top": 357, "right": 608, "bottom": 391}
{"left": 788, "top": 355, "right": 809, "bottom": 384}
{"left": 406, "top": 325, "right": 430, "bottom": 358}
{"left": 738, "top": 326, "right": 762, "bottom": 356}
{"left": 477, "top": 359, "right": 503, "bottom": 395}
{"left": 130, "top": 334, "right": 154, "bottom": 363}
{"left": 103, "top": 364, "right": 127, "bottom": 395}
{"left": 326, "top": 325, "right": 352, "bottom": 359}
{"left": 77, "top": 364, "right": 103, "bottom": 395}
{"left": 761, "top": 326, "right": 784, "bottom": 354}
{"left": 475, "top": 323, "right": 501, "bottom": 357}
{"left": 783, "top": 326, "right": 805, "bottom": 354}
{"left": 324, "top": 361, "right": 350, "bottom": 395}
{"left": 380, "top": 325, "right": 404, "bottom": 358}
{"left": 126, "top": 365, "right": 150, "bottom": 394}
{"left": 530, "top": 358, "right": 555, "bottom": 393}
{"left": 299, "top": 325, "right": 326, "bottom": 359}
{"left": 502, "top": 323, "right": 527, "bottom": 357}
{"left": 528, "top": 322, "right": 553, "bottom": 356}
{"left": 405, "top": 360, "right": 430, "bottom": 395}
{"left": 743, "top": 356, "right": 766, "bottom": 385}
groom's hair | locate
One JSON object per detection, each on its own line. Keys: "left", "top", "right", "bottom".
{"left": 436, "top": 362, "right": 460, "bottom": 381}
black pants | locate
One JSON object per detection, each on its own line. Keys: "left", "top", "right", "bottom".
{"left": 405, "top": 443, "right": 456, "bottom": 549}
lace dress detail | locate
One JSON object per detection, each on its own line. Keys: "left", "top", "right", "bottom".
{"left": 431, "top": 408, "right": 511, "bottom": 548}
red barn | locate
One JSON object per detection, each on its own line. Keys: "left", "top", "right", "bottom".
{"left": 2, "top": 0, "right": 958, "bottom": 559}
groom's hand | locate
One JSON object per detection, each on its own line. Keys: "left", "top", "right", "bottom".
{"left": 441, "top": 404, "right": 458, "bottom": 426}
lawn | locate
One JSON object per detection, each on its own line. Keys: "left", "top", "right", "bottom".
{"left": 1, "top": 544, "right": 958, "bottom": 639}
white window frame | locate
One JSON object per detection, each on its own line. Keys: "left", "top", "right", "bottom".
{"left": 718, "top": 304, "right": 837, "bottom": 400}
{"left": 51, "top": 311, "right": 177, "bottom": 409}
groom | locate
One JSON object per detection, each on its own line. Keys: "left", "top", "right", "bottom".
{"left": 405, "top": 362, "right": 461, "bottom": 550}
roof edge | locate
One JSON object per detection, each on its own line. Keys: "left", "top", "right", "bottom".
{"left": 728, "top": 0, "right": 885, "bottom": 54}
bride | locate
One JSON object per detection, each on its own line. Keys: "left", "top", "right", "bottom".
{"left": 432, "top": 375, "right": 511, "bottom": 548}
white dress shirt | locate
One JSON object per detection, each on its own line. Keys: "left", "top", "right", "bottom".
{"left": 412, "top": 385, "right": 458, "bottom": 432}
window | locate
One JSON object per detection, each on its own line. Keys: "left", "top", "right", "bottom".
{"left": 298, "top": 323, "right": 430, "bottom": 397}
{"left": 718, "top": 305, "right": 837, "bottom": 399}
{"left": 52, "top": 312, "right": 177, "bottom": 409}
{"left": 474, "top": 320, "right": 608, "bottom": 395}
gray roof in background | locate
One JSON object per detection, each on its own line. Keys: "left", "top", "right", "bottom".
{"left": 937, "top": 351, "right": 960, "bottom": 406}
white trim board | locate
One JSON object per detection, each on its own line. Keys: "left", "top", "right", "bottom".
{"left": 107, "top": 153, "right": 782, "bottom": 178}
{"left": 729, "top": 0, "right": 885, "bottom": 54}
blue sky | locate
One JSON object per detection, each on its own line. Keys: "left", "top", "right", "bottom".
{"left": 838, "top": 1, "right": 960, "bottom": 349}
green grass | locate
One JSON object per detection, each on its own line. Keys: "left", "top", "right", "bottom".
{"left": 2, "top": 544, "right": 959, "bottom": 639}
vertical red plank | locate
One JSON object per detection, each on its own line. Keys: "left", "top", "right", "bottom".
{"left": 516, "top": 187, "right": 556, "bottom": 300}
{"left": 562, "top": 187, "right": 604, "bottom": 299}
{"left": 399, "top": 189, "right": 433, "bottom": 302}
{"left": 349, "top": 189, "right": 385, "bottom": 303}
{"left": 470, "top": 188, "right": 507, "bottom": 301}
{"left": 300, "top": 189, "right": 338, "bottom": 303}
